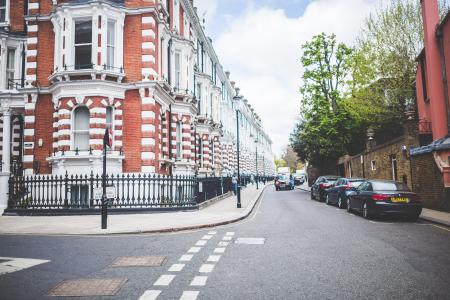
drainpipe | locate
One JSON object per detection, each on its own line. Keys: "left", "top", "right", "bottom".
{"left": 168, "top": 39, "right": 172, "bottom": 85}
{"left": 437, "top": 27, "right": 450, "bottom": 134}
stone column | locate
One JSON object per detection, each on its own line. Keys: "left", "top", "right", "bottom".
{"left": 0, "top": 106, "right": 12, "bottom": 215}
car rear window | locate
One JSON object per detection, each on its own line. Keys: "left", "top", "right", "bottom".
{"left": 372, "top": 182, "right": 410, "bottom": 191}
{"left": 349, "top": 181, "right": 364, "bottom": 188}
{"left": 278, "top": 175, "right": 289, "bottom": 180}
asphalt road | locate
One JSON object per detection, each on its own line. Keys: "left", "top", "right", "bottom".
{"left": 1, "top": 187, "right": 450, "bottom": 299}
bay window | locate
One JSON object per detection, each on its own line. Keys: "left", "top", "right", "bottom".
{"left": 74, "top": 20, "right": 92, "bottom": 69}
{"left": 106, "top": 20, "right": 116, "bottom": 70}
{"left": 5, "top": 48, "right": 15, "bottom": 89}
{"left": 73, "top": 106, "right": 90, "bottom": 150}
{"left": 175, "top": 51, "right": 181, "bottom": 89}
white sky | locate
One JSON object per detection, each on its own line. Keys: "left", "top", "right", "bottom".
{"left": 195, "top": 0, "right": 381, "bottom": 156}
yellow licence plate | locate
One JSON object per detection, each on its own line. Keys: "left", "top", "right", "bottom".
{"left": 391, "top": 197, "right": 409, "bottom": 203}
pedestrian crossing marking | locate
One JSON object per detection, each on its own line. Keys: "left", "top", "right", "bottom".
{"left": 0, "top": 257, "right": 50, "bottom": 276}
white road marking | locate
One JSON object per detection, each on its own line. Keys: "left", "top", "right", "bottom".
{"left": 235, "top": 238, "right": 265, "bottom": 245}
{"left": 208, "top": 231, "right": 217, "bottom": 235}
{"left": 180, "top": 291, "right": 199, "bottom": 300}
{"left": 207, "top": 255, "right": 221, "bottom": 262}
{"left": 218, "top": 241, "right": 229, "bottom": 247}
{"left": 154, "top": 274, "right": 175, "bottom": 286}
{"left": 225, "top": 232, "right": 235, "bottom": 236}
{"left": 190, "top": 276, "right": 208, "bottom": 286}
{"left": 0, "top": 257, "right": 50, "bottom": 276}
{"left": 222, "top": 236, "right": 232, "bottom": 241}
{"left": 168, "top": 264, "right": 185, "bottom": 272}
{"left": 214, "top": 248, "right": 226, "bottom": 254}
{"left": 199, "top": 264, "right": 215, "bottom": 273}
{"left": 195, "top": 240, "right": 207, "bottom": 246}
{"left": 201, "top": 235, "right": 213, "bottom": 240}
{"left": 139, "top": 290, "right": 161, "bottom": 300}
{"left": 179, "top": 255, "right": 193, "bottom": 262}
{"left": 188, "top": 247, "right": 201, "bottom": 253}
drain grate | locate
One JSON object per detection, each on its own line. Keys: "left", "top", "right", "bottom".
{"left": 234, "top": 238, "right": 265, "bottom": 245}
{"left": 48, "top": 278, "right": 127, "bottom": 297}
{"left": 111, "top": 256, "right": 167, "bottom": 267}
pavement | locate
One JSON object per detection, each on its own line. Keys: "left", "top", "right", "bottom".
{"left": 297, "top": 183, "right": 450, "bottom": 227}
{"left": 1, "top": 188, "right": 449, "bottom": 299}
{"left": 0, "top": 183, "right": 269, "bottom": 236}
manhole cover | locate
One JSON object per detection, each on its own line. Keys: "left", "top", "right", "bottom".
{"left": 111, "top": 256, "right": 167, "bottom": 267}
{"left": 234, "top": 238, "right": 265, "bottom": 245}
{"left": 48, "top": 278, "right": 127, "bottom": 297}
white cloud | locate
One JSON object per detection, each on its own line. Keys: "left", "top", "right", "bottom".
{"left": 213, "top": 0, "right": 378, "bottom": 155}
{"left": 193, "top": 0, "right": 219, "bottom": 27}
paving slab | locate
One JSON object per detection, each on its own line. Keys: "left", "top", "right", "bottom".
{"left": 0, "top": 184, "right": 269, "bottom": 235}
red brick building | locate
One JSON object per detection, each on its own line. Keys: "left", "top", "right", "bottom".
{"left": 0, "top": 0, "right": 275, "bottom": 213}
{"left": 413, "top": 0, "right": 450, "bottom": 210}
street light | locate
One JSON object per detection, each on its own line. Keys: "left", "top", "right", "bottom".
{"left": 255, "top": 134, "right": 259, "bottom": 190}
{"left": 233, "top": 89, "right": 242, "bottom": 208}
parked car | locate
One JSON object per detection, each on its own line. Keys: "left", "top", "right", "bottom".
{"left": 293, "top": 174, "right": 305, "bottom": 186}
{"left": 326, "top": 178, "right": 366, "bottom": 208}
{"left": 275, "top": 174, "right": 295, "bottom": 191}
{"left": 347, "top": 180, "right": 422, "bottom": 220}
{"left": 310, "top": 175, "right": 340, "bottom": 201}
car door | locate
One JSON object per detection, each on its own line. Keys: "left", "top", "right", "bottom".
{"left": 334, "top": 179, "right": 346, "bottom": 204}
{"left": 329, "top": 179, "right": 341, "bottom": 203}
{"left": 352, "top": 181, "right": 368, "bottom": 211}
{"left": 313, "top": 177, "right": 322, "bottom": 197}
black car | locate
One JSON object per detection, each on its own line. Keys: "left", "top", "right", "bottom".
{"left": 347, "top": 180, "right": 422, "bottom": 220}
{"left": 325, "top": 178, "right": 365, "bottom": 208}
{"left": 311, "top": 175, "right": 341, "bottom": 201}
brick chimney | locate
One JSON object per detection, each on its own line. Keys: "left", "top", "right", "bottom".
{"left": 421, "top": 0, "right": 449, "bottom": 140}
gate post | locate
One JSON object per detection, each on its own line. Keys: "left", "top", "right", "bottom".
{"left": 0, "top": 172, "right": 10, "bottom": 215}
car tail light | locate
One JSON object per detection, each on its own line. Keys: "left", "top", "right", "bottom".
{"left": 344, "top": 184, "right": 353, "bottom": 190}
{"left": 320, "top": 183, "right": 331, "bottom": 189}
{"left": 372, "top": 194, "right": 390, "bottom": 201}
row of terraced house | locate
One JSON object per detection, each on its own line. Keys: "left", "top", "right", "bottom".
{"left": 0, "top": 0, "right": 276, "bottom": 214}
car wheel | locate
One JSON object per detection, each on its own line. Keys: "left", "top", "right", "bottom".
{"left": 362, "top": 202, "right": 371, "bottom": 219}
{"left": 338, "top": 196, "right": 344, "bottom": 209}
{"left": 325, "top": 194, "right": 330, "bottom": 205}
{"left": 310, "top": 190, "right": 315, "bottom": 200}
{"left": 346, "top": 198, "right": 352, "bottom": 213}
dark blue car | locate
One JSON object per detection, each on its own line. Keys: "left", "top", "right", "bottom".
{"left": 325, "top": 178, "right": 365, "bottom": 208}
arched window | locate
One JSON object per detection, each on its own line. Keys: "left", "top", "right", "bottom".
{"left": 73, "top": 106, "right": 90, "bottom": 150}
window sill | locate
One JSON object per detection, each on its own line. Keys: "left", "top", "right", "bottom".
{"left": 47, "top": 151, "right": 125, "bottom": 162}
{"left": 49, "top": 67, "right": 125, "bottom": 84}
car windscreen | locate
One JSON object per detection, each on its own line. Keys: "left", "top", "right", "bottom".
{"left": 278, "top": 175, "right": 289, "bottom": 180}
{"left": 372, "top": 181, "right": 410, "bottom": 191}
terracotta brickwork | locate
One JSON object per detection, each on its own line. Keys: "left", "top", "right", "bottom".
{"left": 122, "top": 89, "right": 142, "bottom": 173}
{"left": 33, "top": 95, "right": 54, "bottom": 174}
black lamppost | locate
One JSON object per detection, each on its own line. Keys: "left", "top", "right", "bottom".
{"left": 233, "top": 90, "right": 242, "bottom": 208}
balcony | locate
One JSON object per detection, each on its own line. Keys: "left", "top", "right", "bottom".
{"left": 49, "top": 64, "right": 125, "bottom": 84}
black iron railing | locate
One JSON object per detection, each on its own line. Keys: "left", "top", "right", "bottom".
{"left": 196, "top": 176, "right": 233, "bottom": 204}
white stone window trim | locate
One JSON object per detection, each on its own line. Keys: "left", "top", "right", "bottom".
{"left": 0, "top": 39, "right": 23, "bottom": 91}
{"left": 0, "top": 0, "right": 9, "bottom": 26}
{"left": 51, "top": 4, "right": 124, "bottom": 74}
{"left": 71, "top": 105, "right": 90, "bottom": 151}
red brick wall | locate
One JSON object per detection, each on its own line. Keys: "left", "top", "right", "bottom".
{"left": 34, "top": 95, "right": 54, "bottom": 174}
{"left": 122, "top": 90, "right": 142, "bottom": 172}
{"left": 123, "top": 15, "right": 142, "bottom": 82}
{"left": 36, "top": 21, "right": 54, "bottom": 87}
{"left": 441, "top": 18, "right": 450, "bottom": 123}
{"left": 10, "top": 0, "right": 25, "bottom": 32}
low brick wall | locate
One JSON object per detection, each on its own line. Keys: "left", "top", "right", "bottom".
{"left": 411, "top": 153, "right": 450, "bottom": 212}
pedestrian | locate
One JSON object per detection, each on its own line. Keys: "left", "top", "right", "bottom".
{"left": 232, "top": 174, "right": 238, "bottom": 195}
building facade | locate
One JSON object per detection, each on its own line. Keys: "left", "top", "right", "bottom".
{"left": 0, "top": 0, "right": 275, "bottom": 213}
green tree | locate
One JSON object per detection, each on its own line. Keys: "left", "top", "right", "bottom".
{"left": 291, "top": 33, "right": 362, "bottom": 169}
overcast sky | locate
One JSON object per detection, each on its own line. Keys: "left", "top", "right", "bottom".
{"left": 194, "top": 0, "right": 381, "bottom": 156}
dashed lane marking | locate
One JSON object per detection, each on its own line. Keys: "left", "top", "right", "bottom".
{"left": 225, "top": 232, "right": 235, "bottom": 236}
{"left": 218, "top": 241, "right": 229, "bottom": 247}
{"left": 190, "top": 276, "right": 208, "bottom": 286}
{"left": 201, "top": 235, "right": 213, "bottom": 240}
{"left": 153, "top": 275, "right": 175, "bottom": 286}
{"left": 187, "top": 247, "right": 201, "bottom": 253}
{"left": 0, "top": 257, "right": 50, "bottom": 276}
{"left": 180, "top": 291, "right": 199, "bottom": 300}
{"left": 213, "top": 248, "right": 226, "bottom": 254}
{"left": 195, "top": 240, "right": 207, "bottom": 246}
{"left": 179, "top": 255, "right": 193, "bottom": 262}
{"left": 138, "top": 290, "right": 161, "bottom": 300}
{"left": 199, "top": 264, "right": 215, "bottom": 273}
{"left": 207, "top": 255, "right": 221, "bottom": 262}
{"left": 222, "top": 236, "right": 232, "bottom": 241}
{"left": 168, "top": 264, "right": 185, "bottom": 272}
{"left": 208, "top": 231, "right": 217, "bottom": 235}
